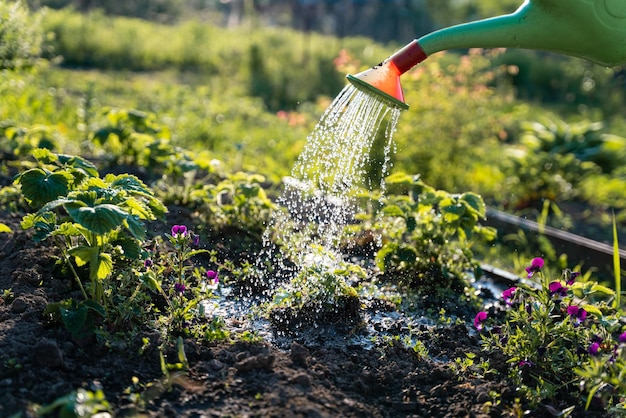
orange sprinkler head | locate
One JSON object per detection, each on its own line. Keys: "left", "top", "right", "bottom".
{"left": 347, "top": 41, "right": 427, "bottom": 110}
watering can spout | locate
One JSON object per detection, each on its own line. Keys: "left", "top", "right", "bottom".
{"left": 348, "top": 0, "right": 626, "bottom": 109}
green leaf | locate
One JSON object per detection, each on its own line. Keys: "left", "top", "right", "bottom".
{"left": 60, "top": 303, "right": 88, "bottom": 336}
{"left": 82, "top": 299, "right": 106, "bottom": 318}
{"left": 381, "top": 205, "right": 404, "bottom": 217}
{"left": 69, "top": 246, "right": 97, "bottom": 267}
{"left": 51, "top": 222, "right": 84, "bottom": 238}
{"left": 140, "top": 272, "right": 162, "bottom": 293}
{"left": 67, "top": 203, "right": 128, "bottom": 235}
{"left": 589, "top": 283, "right": 615, "bottom": 297}
{"left": 124, "top": 214, "right": 146, "bottom": 240}
{"left": 112, "top": 238, "right": 142, "bottom": 259}
{"left": 57, "top": 154, "right": 99, "bottom": 178}
{"left": 460, "top": 192, "right": 486, "bottom": 219}
{"left": 581, "top": 304, "right": 603, "bottom": 317}
{"left": 96, "top": 253, "right": 113, "bottom": 280}
{"left": 108, "top": 174, "right": 152, "bottom": 195}
{"left": 21, "top": 212, "right": 57, "bottom": 242}
{"left": 16, "top": 168, "right": 72, "bottom": 207}
{"left": 124, "top": 198, "right": 154, "bottom": 220}
{"left": 32, "top": 148, "right": 58, "bottom": 164}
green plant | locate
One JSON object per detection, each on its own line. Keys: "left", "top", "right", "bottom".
{"left": 269, "top": 247, "right": 362, "bottom": 329}
{"left": 476, "top": 257, "right": 625, "bottom": 412}
{"left": 187, "top": 171, "right": 275, "bottom": 238}
{"left": 15, "top": 149, "right": 166, "bottom": 305}
{"left": 355, "top": 172, "right": 496, "bottom": 292}
{"left": 141, "top": 224, "right": 229, "bottom": 340}
{"left": 29, "top": 388, "right": 111, "bottom": 418}
{"left": 449, "top": 352, "right": 495, "bottom": 380}
{"left": 0, "top": 0, "right": 44, "bottom": 70}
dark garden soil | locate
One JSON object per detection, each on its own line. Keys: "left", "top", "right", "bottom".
{"left": 0, "top": 203, "right": 613, "bottom": 418}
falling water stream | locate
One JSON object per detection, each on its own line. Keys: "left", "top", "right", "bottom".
{"left": 264, "top": 84, "right": 403, "bottom": 273}
{"left": 205, "top": 84, "right": 500, "bottom": 347}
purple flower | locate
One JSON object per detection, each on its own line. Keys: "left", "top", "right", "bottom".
{"left": 565, "top": 270, "right": 580, "bottom": 285}
{"left": 474, "top": 311, "right": 488, "bottom": 331}
{"left": 619, "top": 331, "right": 626, "bottom": 344}
{"left": 518, "top": 359, "right": 534, "bottom": 367}
{"left": 144, "top": 258, "right": 153, "bottom": 268}
{"left": 566, "top": 305, "right": 587, "bottom": 326}
{"left": 548, "top": 281, "right": 568, "bottom": 298}
{"left": 191, "top": 233, "right": 200, "bottom": 246}
{"left": 171, "top": 225, "right": 187, "bottom": 237}
{"left": 588, "top": 342, "right": 601, "bottom": 355}
{"left": 174, "top": 282, "right": 186, "bottom": 294}
{"left": 525, "top": 257, "right": 544, "bottom": 278}
{"left": 205, "top": 270, "right": 219, "bottom": 290}
{"left": 502, "top": 287, "right": 516, "bottom": 305}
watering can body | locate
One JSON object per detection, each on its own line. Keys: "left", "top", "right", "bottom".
{"left": 348, "top": 0, "right": 626, "bottom": 109}
{"left": 418, "top": 0, "right": 626, "bottom": 67}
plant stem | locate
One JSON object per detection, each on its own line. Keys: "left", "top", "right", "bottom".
{"left": 57, "top": 236, "right": 89, "bottom": 300}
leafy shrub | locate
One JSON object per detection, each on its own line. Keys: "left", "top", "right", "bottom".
{"left": 477, "top": 257, "right": 625, "bottom": 412}
{"left": 0, "top": 0, "right": 44, "bottom": 70}
{"left": 354, "top": 172, "right": 496, "bottom": 291}
{"left": 15, "top": 148, "right": 166, "bottom": 304}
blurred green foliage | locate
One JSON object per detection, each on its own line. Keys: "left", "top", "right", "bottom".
{"left": 0, "top": 0, "right": 44, "bottom": 70}
{"left": 1, "top": 7, "right": 625, "bottom": 269}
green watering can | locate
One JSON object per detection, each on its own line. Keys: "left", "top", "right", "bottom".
{"left": 347, "top": 0, "right": 626, "bottom": 110}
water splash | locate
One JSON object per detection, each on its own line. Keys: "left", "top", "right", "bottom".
{"left": 263, "top": 84, "right": 403, "bottom": 278}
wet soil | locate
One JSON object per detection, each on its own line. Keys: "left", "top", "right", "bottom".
{"left": 0, "top": 207, "right": 611, "bottom": 418}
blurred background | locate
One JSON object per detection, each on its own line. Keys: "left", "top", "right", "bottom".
{"left": 3, "top": 0, "right": 626, "bottom": 277}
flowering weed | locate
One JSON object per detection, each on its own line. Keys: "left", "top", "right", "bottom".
{"left": 476, "top": 257, "right": 625, "bottom": 411}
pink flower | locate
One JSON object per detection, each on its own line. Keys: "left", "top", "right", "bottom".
{"left": 525, "top": 257, "right": 544, "bottom": 278}
{"left": 502, "top": 287, "right": 516, "bottom": 305}
{"left": 474, "top": 311, "right": 488, "bottom": 331}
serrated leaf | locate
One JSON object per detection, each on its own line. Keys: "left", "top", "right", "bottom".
{"left": 32, "top": 148, "right": 58, "bottom": 164}
{"left": 461, "top": 192, "right": 486, "bottom": 219}
{"left": 60, "top": 304, "right": 87, "bottom": 336}
{"left": 17, "top": 168, "right": 72, "bottom": 208}
{"left": 67, "top": 203, "right": 128, "bottom": 235}
{"left": 69, "top": 246, "right": 97, "bottom": 267}
{"left": 51, "top": 222, "right": 84, "bottom": 238}
{"left": 57, "top": 154, "right": 99, "bottom": 178}
{"left": 96, "top": 252, "right": 113, "bottom": 280}
{"left": 123, "top": 198, "right": 153, "bottom": 220}
{"left": 108, "top": 174, "right": 152, "bottom": 195}
{"left": 21, "top": 212, "right": 57, "bottom": 242}
{"left": 124, "top": 214, "right": 146, "bottom": 240}
{"left": 112, "top": 238, "right": 142, "bottom": 259}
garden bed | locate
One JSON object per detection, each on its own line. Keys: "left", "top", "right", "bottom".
{"left": 0, "top": 208, "right": 613, "bottom": 418}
